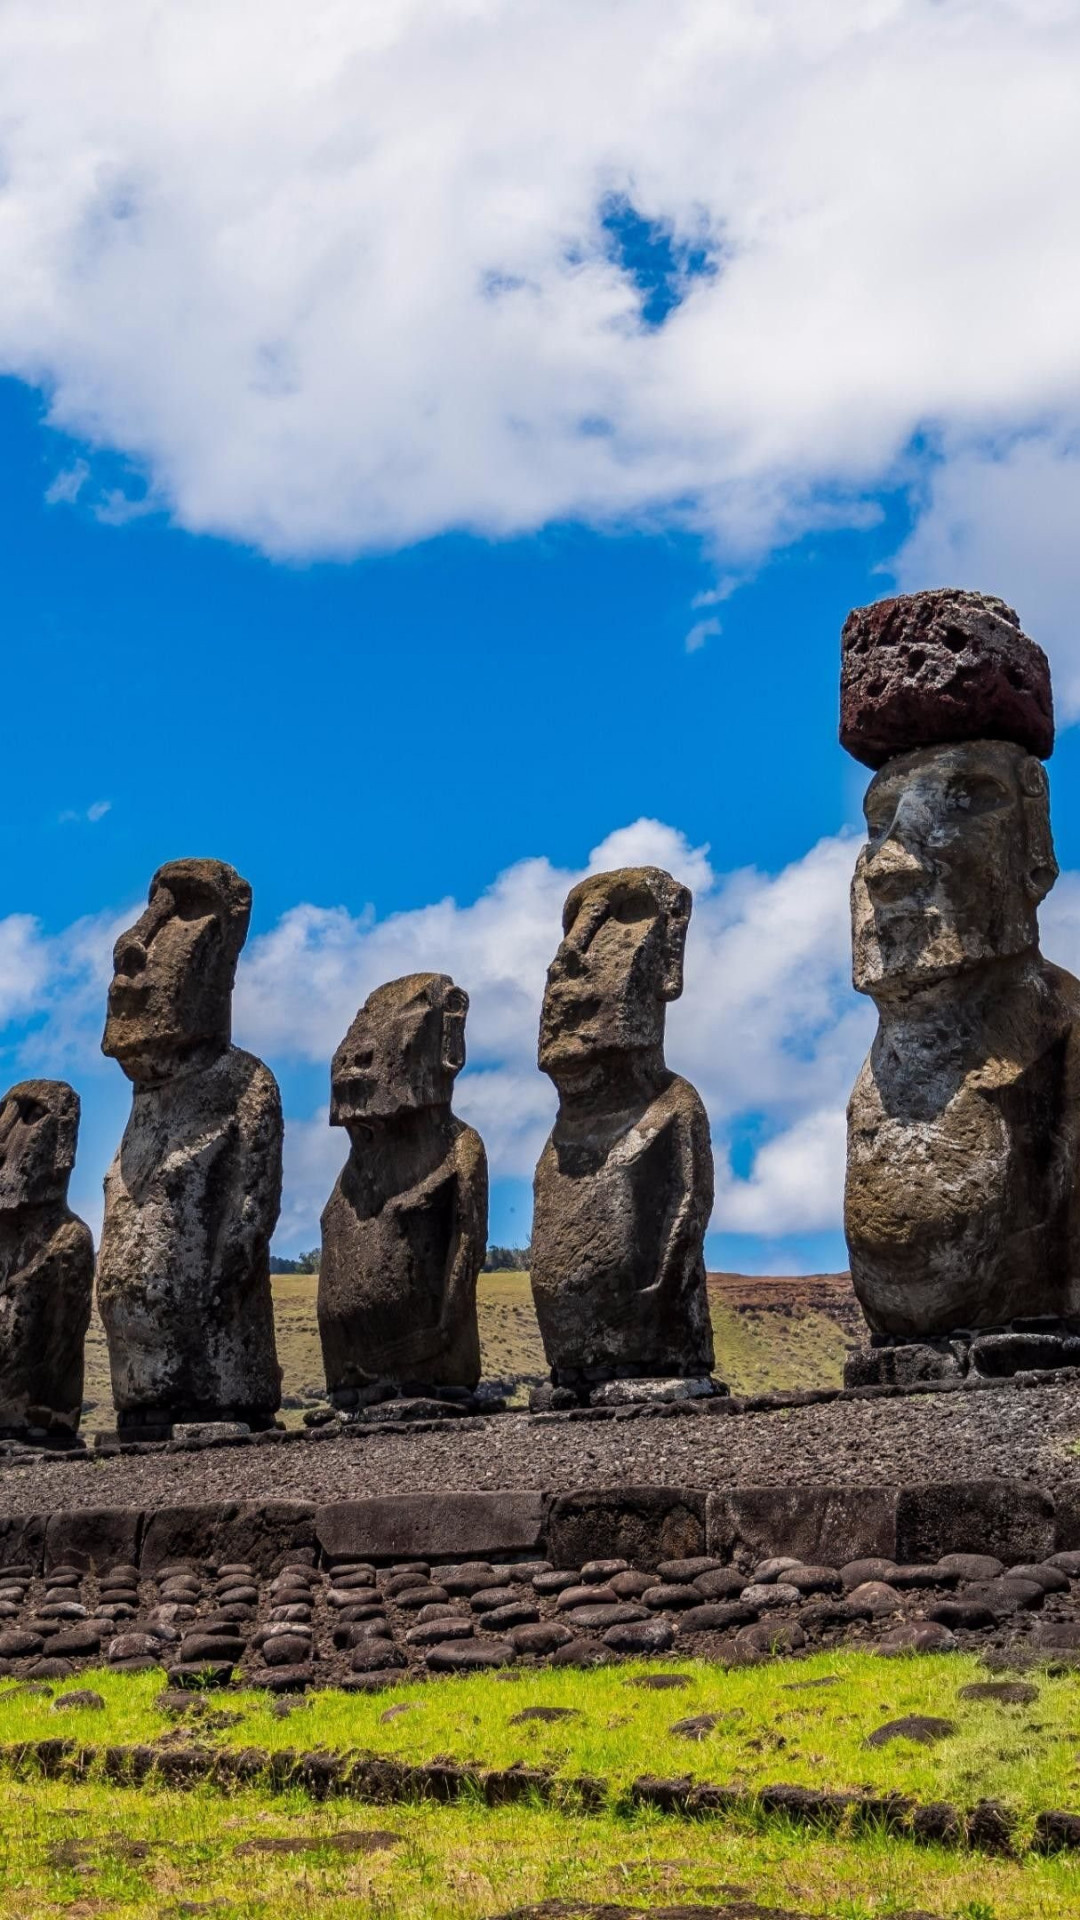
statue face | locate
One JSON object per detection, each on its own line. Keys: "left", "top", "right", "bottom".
{"left": 0, "top": 1080, "right": 78, "bottom": 1210}
{"left": 539, "top": 867, "right": 690, "bottom": 1078}
{"left": 103, "top": 860, "right": 251, "bottom": 1084}
{"left": 852, "top": 739, "right": 1056, "bottom": 994}
{"left": 330, "top": 974, "right": 467, "bottom": 1128}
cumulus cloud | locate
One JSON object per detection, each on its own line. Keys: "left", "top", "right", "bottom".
{"left": 232, "top": 818, "right": 868, "bottom": 1243}
{"left": 0, "top": 820, "right": 869, "bottom": 1253}
{"left": 0, "top": 0, "right": 1077, "bottom": 573}
{"left": 891, "top": 435, "right": 1080, "bottom": 718}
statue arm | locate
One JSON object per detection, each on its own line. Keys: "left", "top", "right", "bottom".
{"left": 439, "top": 1124, "right": 488, "bottom": 1335}
{"left": 652, "top": 1084, "right": 713, "bottom": 1309}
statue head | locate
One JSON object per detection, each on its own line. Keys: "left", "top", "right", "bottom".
{"left": 539, "top": 866, "right": 691, "bottom": 1082}
{"left": 0, "top": 1079, "right": 79, "bottom": 1211}
{"left": 103, "top": 858, "right": 252, "bottom": 1084}
{"left": 330, "top": 973, "right": 468, "bottom": 1131}
{"left": 852, "top": 738, "right": 1057, "bottom": 996}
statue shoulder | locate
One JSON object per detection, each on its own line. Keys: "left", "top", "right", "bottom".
{"left": 451, "top": 1118, "right": 488, "bottom": 1182}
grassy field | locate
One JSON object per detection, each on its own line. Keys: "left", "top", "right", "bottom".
{"left": 2, "top": 1653, "right": 1079, "bottom": 1917}
{"left": 80, "top": 1271, "right": 856, "bottom": 1421}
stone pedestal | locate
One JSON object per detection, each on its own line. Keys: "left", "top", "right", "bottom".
{"left": 845, "top": 1319, "right": 1080, "bottom": 1388}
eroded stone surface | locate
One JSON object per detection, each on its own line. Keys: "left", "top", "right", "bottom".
{"left": 0, "top": 1081, "right": 93, "bottom": 1438}
{"left": 530, "top": 868, "right": 714, "bottom": 1387}
{"left": 318, "top": 974, "right": 486, "bottom": 1396}
{"left": 844, "top": 730, "right": 1080, "bottom": 1337}
{"left": 97, "top": 859, "right": 282, "bottom": 1428}
{"left": 840, "top": 588, "right": 1053, "bottom": 769}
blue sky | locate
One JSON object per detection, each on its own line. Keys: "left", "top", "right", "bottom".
{"left": 2, "top": 1, "right": 1079, "bottom": 1273}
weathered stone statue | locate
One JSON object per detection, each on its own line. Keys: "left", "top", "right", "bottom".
{"left": 318, "top": 973, "right": 487, "bottom": 1404}
{"left": 530, "top": 867, "right": 716, "bottom": 1401}
{"left": 841, "top": 588, "right": 1080, "bottom": 1380}
{"left": 0, "top": 1080, "right": 94, "bottom": 1440}
{"left": 97, "top": 858, "right": 282, "bottom": 1433}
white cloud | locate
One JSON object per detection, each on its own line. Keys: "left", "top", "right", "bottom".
{"left": 685, "top": 616, "right": 720, "bottom": 653}
{"left": 44, "top": 457, "right": 89, "bottom": 505}
{"left": 86, "top": 800, "right": 111, "bottom": 823}
{"left": 0, "top": 820, "right": 867, "bottom": 1252}
{"left": 0, "top": 1, "right": 1077, "bottom": 567}
{"left": 890, "top": 435, "right": 1080, "bottom": 720}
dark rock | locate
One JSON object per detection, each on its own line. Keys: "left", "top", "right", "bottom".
{"left": 471, "top": 1586, "right": 524, "bottom": 1613}
{"left": 933, "top": 1553, "right": 1006, "bottom": 1583}
{"left": 707, "top": 1485, "right": 897, "bottom": 1569}
{"left": 691, "top": 1567, "right": 747, "bottom": 1601}
{"left": 549, "top": 1638, "right": 612, "bottom": 1669}
{"left": 959, "top": 1680, "right": 1039, "bottom": 1704}
{"left": 563, "top": 1603, "right": 649, "bottom": 1631}
{"left": 46, "top": 1628, "right": 102, "bottom": 1658}
{"left": 181, "top": 1634, "right": 246, "bottom": 1665}
{"left": 25, "top": 1658, "right": 75, "bottom": 1681}
{"left": 887, "top": 1564, "right": 941, "bottom": 1590}
{"left": 609, "top": 1571, "right": 655, "bottom": 1600}
{"left": 924, "top": 1600, "right": 996, "bottom": 1630}
{"left": 865, "top": 1715, "right": 957, "bottom": 1748}
{"left": 547, "top": 1487, "right": 705, "bottom": 1570}
{"left": 98, "top": 860, "right": 283, "bottom": 1427}
{"left": 1009, "top": 1562, "right": 1069, "bottom": 1593}
{"left": 962, "top": 1578, "right": 1045, "bottom": 1619}
{"left": 405, "top": 1619, "right": 473, "bottom": 1647}
{"left": 108, "top": 1632, "right": 162, "bottom": 1663}
{"left": 669, "top": 1712, "right": 721, "bottom": 1741}
{"left": 350, "top": 1641, "right": 406, "bottom": 1673}
{"left": 627, "top": 1672, "right": 690, "bottom": 1690}
{"left": 396, "top": 1585, "right": 450, "bottom": 1611}
{"left": 0, "top": 1630, "right": 44, "bottom": 1659}
{"left": 785, "top": 1565, "right": 842, "bottom": 1595}
{"left": 835, "top": 1580, "right": 901, "bottom": 1619}
{"left": 602, "top": 1619, "right": 674, "bottom": 1654}
{"left": 0, "top": 1080, "right": 94, "bottom": 1442}
{"left": 579, "top": 1559, "right": 629, "bottom": 1582}
{"left": 845, "top": 1343, "right": 961, "bottom": 1388}
{"left": 509, "top": 1706, "right": 579, "bottom": 1725}
{"left": 252, "top": 1664, "right": 313, "bottom": 1694}
{"left": 1033, "top": 1810, "right": 1080, "bottom": 1853}
{"left": 655, "top": 1556, "right": 726, "bottom": 1583}
{"left": 508, "top": 1622, "right": 574, "bottom": 1656}
{"left": 319, "top": 976, "right": 485, "bottom": 1398}
{"left": 1034, "top": 1621, "right": 1080, "bottom": 1650}
{"left": 910, "top": 1802, "right": 962, "bottom": 1845}
{"left": 1048, "top": 1551, "right": 1080, "bottom": 1576}
{"left": 966, "top": 1798, "right": 1017, "bottom": 1855}
{"left": 315, "top": 1491, "right": 544, "bottom": 1564}
{"left": 530, "top": 868, "right": 715, "bottom": 1383}
{"left": 759, "top": 1784, "right": 856, "bottom": 1829}
{"left": 735, "top": 1621, "right": 807, "bottom": 1656}
{"left": 640, "top": 1584, "right": 704, "bottom": 1611}
{"left": 875, "top": 1621, "right": 959, "bottom": 1655}
{"left": 840, "top": 588, "right": 1053, "bottom": 769}
{"left": 52, "top": 1690, "right": 105, "bottom": 1712}
{"left": 425, "top": 1639, "right": 514, "bottom": 1672}
{"left": 556, "top": 1585, "right": 617, "bottom": 1612}
{"left": 629, "top": 1773, "right": 692, "bottom": 1813}
{"left": 440, "top": 1564, "right": 501, "bottom": 1596}
{"left": 261, "top": 1634, "right": 311, "bottom": 1668}
{"left": 676, "top": 1602, "right": 759, "bottom": 1635}
{"left": 482, "top": 1603, "right": 539, "bottom": 1631}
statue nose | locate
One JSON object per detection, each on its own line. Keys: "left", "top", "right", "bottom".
{"left": 865, "top": 832, "right": 928, "bottom": 903}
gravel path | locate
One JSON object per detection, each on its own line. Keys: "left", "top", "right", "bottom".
{"left": 3, "top": 1381, "right": 1080, "bottom": 1513}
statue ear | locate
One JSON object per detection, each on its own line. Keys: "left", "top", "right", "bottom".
{"left": 1019, "top": 759, "right": 1058, "bottom": 904}
{"left": 660, "top": 886, "right": 692, "bottom": 1001}
{"left": 441, "top": 985, "right": 469, "bottom": 1073}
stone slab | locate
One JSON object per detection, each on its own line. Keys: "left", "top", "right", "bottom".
{"left": 44, "top": 1507, "right": 143, "bottom": 1574}
{"left": 705, "top": 1485, "right": 897, "bottom": 1567}
{"left": 545, "top": 1487, "right": 706, "bottom": 1570}
{"left": 894, "top": 1481, "right": 1055, "bottom": 1566}
{"left": 140, "top": 1502, "right": 316, "bottom": 1576}
{"left": 315, "top": 1492, "right": 545, "bottom": 1564}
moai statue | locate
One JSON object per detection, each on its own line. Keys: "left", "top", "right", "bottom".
{"left": 530, "top": 867, "right": 717, "bottom": 1405}
{"left": 841, "top": 588, "right": 1080, "bottom": 1382}
{"left": 318, "top": 973, "right": 487, "bottom": 1406}
{"left": 0, "top": 1080, "right": 94, "bottom": 1440}
{"left": 97, "top": 858, "right": 282, "bottom": 1433}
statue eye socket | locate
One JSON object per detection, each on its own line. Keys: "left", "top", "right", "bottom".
{"left": 946, "top": 775, "right": 1005, "bottom": 814}
{"left": 16, "top": 1100, "right": 46, "bottom": 1126}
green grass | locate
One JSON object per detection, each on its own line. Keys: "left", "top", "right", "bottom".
{"left": 4, "top": 1655, "right": 1080, "bottom": 1916}
{"left": 80, "top": 1271, "right": 855, "bottom": 1422}
{"left": 5, "top": 1774, "right": 1079, "bottom": 1920}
